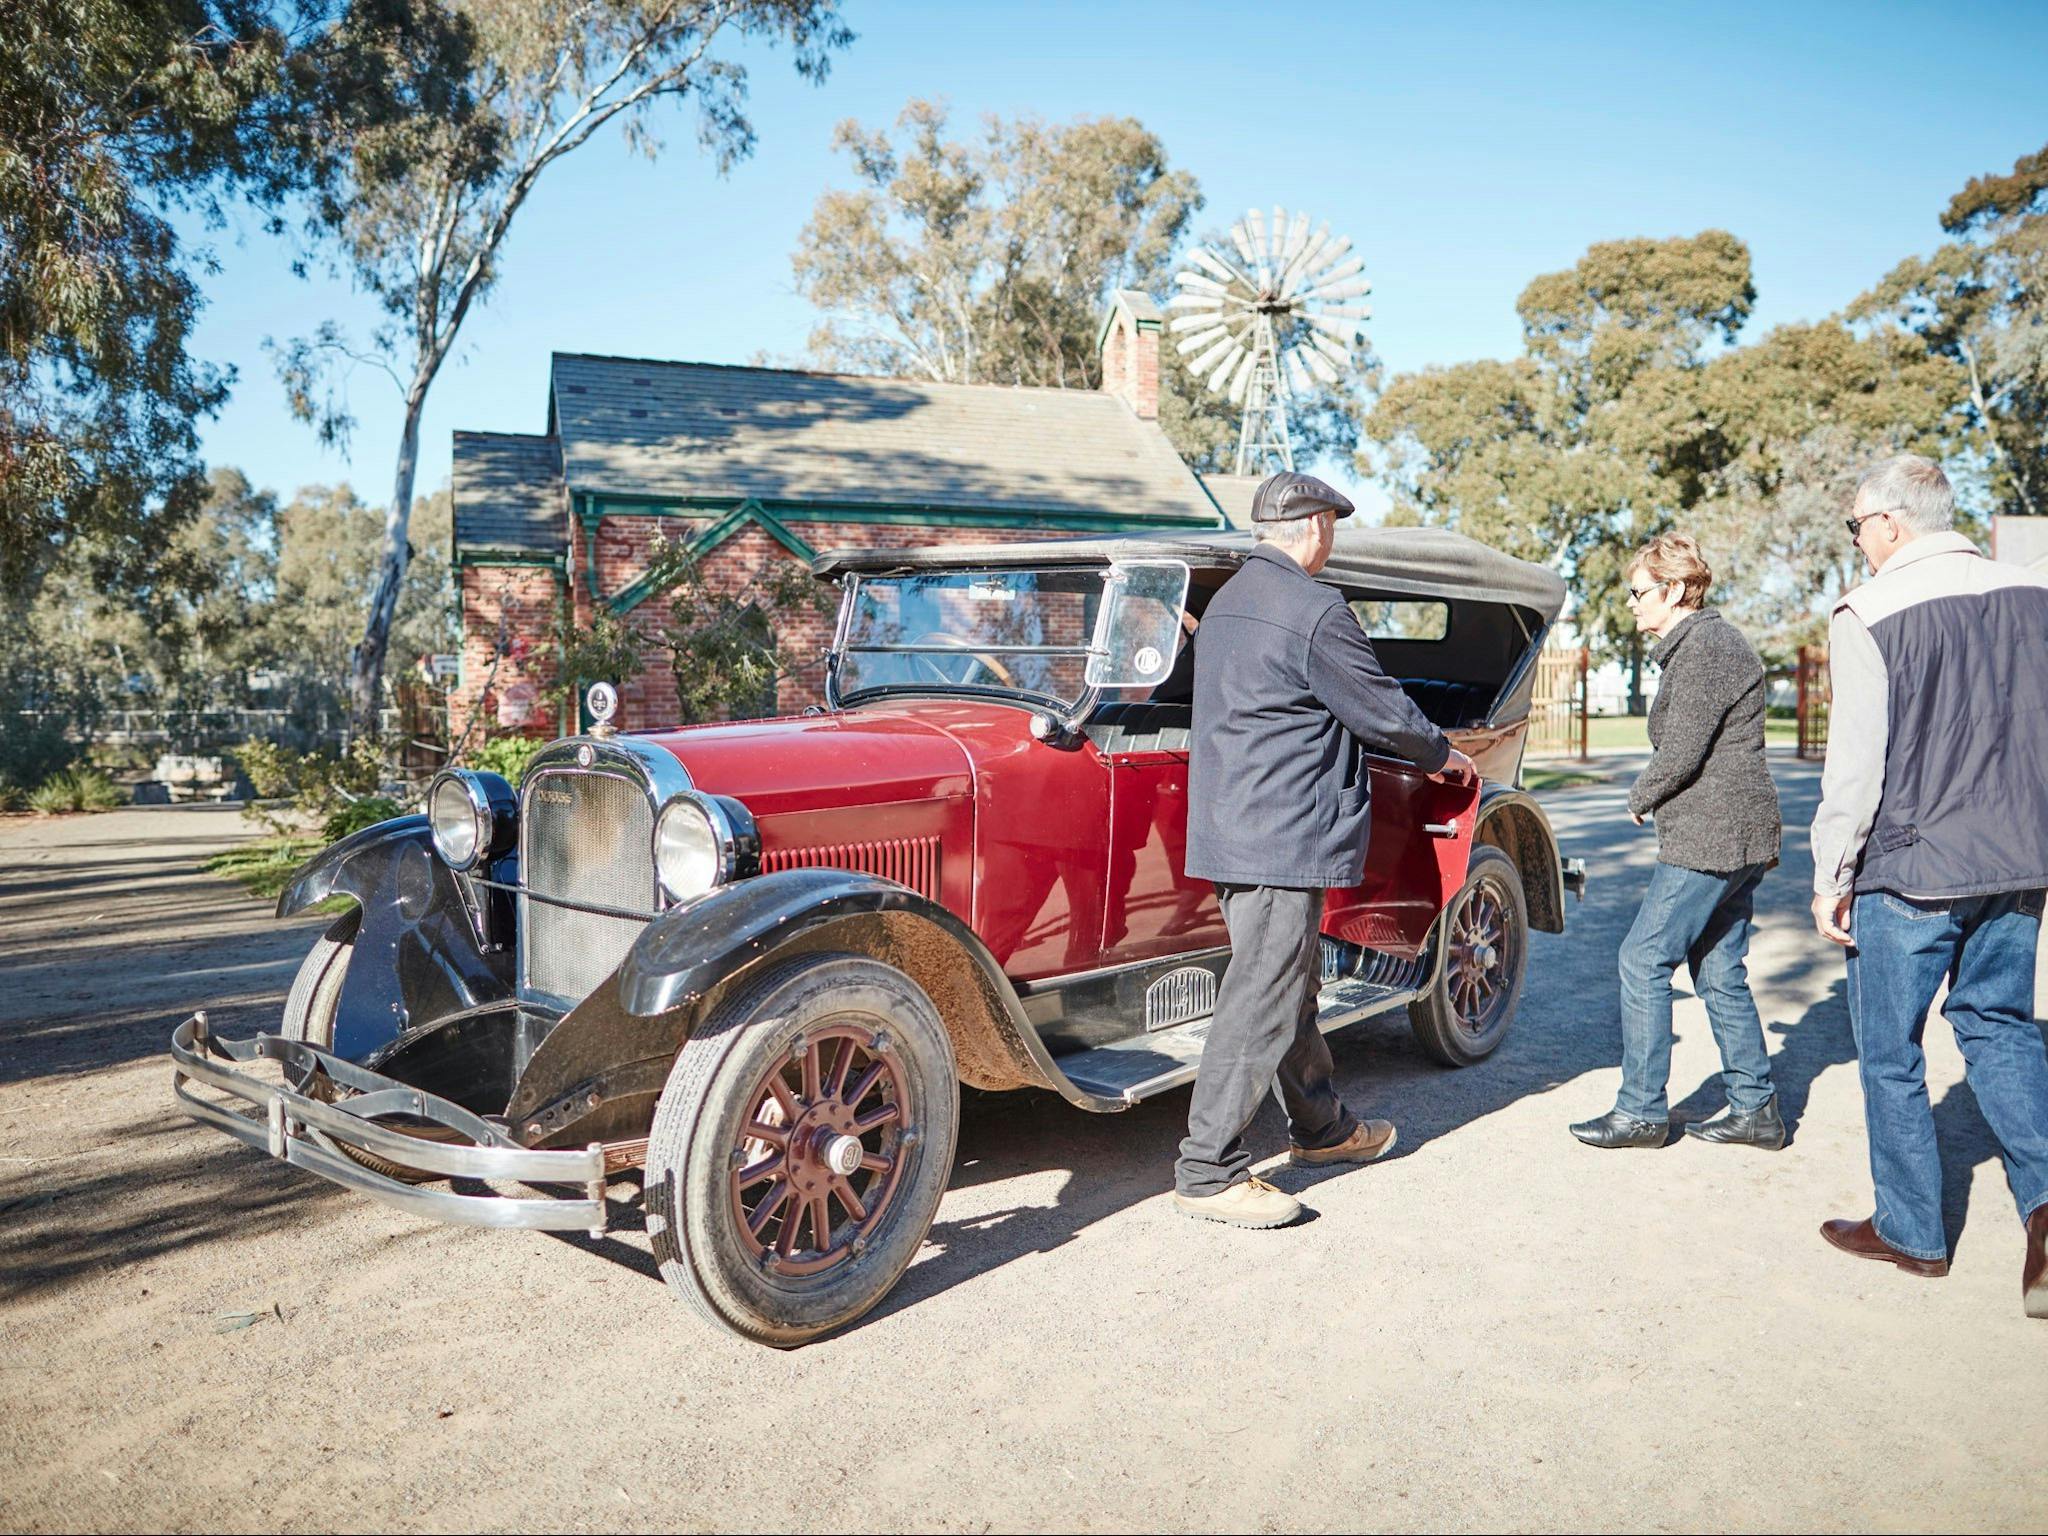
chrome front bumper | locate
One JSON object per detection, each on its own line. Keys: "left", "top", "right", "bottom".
{"left": 169, "top": 1012, "right": 607, "bottom": 1235}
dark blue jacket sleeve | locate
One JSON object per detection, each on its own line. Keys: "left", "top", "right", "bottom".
{"left": 1308, "top": 605, "right": 1452, "bottom": 773}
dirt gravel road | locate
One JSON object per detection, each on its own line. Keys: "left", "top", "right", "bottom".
{"left": 3, "top": 765, "right": 2045, "bottom": 1533}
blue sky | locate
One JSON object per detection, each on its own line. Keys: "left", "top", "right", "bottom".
{"left": 184, "top": 0, "right": 2048, "bottom": 513}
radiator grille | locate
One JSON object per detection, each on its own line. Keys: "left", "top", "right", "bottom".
{"left": 760, "top": 835, "right": 941, "bottom": 901}
{"left": 521, "top": 769, "right": 656, "bottom": 1004}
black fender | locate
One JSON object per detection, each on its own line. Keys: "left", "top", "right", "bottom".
{"left": 1473, "top": 783, "right": 1567, "bottom": 934}
{"left": 503, "top": 868, "right": 1118, "bottom": 1146}
{"left": 276, "top": 816, "right": 516, "bottom": 1062}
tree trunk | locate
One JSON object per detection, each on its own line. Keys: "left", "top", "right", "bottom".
{"left": 348, "top": 382, "right": 428, "bottom": 740}
{"left": 1626, "top": 630, "right": 1644, "bottom": 716}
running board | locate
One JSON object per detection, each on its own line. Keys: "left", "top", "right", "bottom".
{"left": 1052, "top": 974, "right": 1421, "bottom": 1106}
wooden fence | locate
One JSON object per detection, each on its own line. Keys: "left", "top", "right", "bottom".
{"left": 1527, "top": 644, "right": 1590, "bottom": 760}
{"left": 1796, "top": 644, "right": 1830, "bottom": 759}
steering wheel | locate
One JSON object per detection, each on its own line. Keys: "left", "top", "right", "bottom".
{"left": 909, "top": 632, "right": 1018, "bottom": 689}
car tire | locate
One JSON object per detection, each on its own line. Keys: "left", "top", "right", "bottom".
{"left": 277, "top": 908, "right": 436, "bottom": 1185}
{"left": 1407, "top": 845, "right": 1528, "bottom": 1068}
{"left": 643, "top": 953, "right": 959, "bottom": 1348}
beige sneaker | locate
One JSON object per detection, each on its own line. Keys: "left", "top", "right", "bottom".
{"left": 1290, "top": 1119, "right": 1397, "bottom": 1168}
{"left": 1172, "top": 1175, "right": 1304, "bottom": 1229}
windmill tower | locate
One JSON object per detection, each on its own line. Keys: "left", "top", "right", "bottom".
{"left": 1167, "top": 207, "right": 1372, "bottom": 477}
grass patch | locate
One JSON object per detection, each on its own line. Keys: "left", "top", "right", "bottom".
{"left": 203, "top": 836, "right": 327, "bottom": 903}
{"left": 1522, "top": 768, "right": 1606, "bottom": 792}
{"left": 1583, "top": 714, "right": 1799, "bottom": 751}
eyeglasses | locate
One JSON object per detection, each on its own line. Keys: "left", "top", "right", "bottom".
{"left": 1623, "top": 580, "right": 1667, "bottom": 603}
{"left": 1844, "top": 508, "right": 1894, "bottom": 540}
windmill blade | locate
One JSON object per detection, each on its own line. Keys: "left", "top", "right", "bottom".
{"left": 1307, "top": 329, "right": 1352, "bottom": 368}
{"left": 1302, "top": 346, "right": 1340, "bottom": 386}
{"left": 1174, "top": 270, "right": 1232, "bottom": 297}
{"left": 1244, "top": 208, "right": 1269, "bottom": 272}
{"left": 1304, "top": 313, "right": 1360, "bottom": 345}
{"left": 1174, "top": 325, "right": 1229, "bottom": 356}
{"left": 1305, "top": 255, "right": 1365, "bottom": 288}
{"left": 1186, "top": 334, "right": 1240, "bottom": 375}
{"left": 1165, "top": 292, "right": 1227, "bottom": 312}
{"left": 1283, "top": 224, "right": 1334, "bottom": 290}
{"left": 1315, "top": 302, "right": 1372, "bottom": 320}
{"left": 1186, "top": 246, "right": 1251, "bottom": 289}
{"left": 1229, "top": 220, "right": 1258, "bottom": 266}
{"left": 1304, "top": 276, "right": 1373, "bottom": 303}
{"left": 1269, "top": 206, "right": 1287, "bottom": 264}
{"left": 1285, "top": 347, "right": 1314, "bottom": 395}
{"left": 1205, "top": 341, "right": 1246, "bottom": 393}
{"left": 1170, "top": 311, "right": 1232, "bottom": 335}
{"left": 1290, "top": 235, "right": 1353, "bottom": 292}
{"left": 1227, "top": 347, "right": 1258, "bottom": 404}
{"left": 1282, "top": 211, "right": 1310, "bottom": 266}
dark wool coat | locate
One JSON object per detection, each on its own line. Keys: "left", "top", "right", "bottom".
{"left": 1186, "top": 545, "right": 1451, "bottom": 887}
{"left": 1628, "top": 608, "right": 1782, "bottom": 874}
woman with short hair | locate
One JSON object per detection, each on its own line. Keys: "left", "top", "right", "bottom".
{"left": 1571, "top": 533, "right": 1786, "bottom": 1150}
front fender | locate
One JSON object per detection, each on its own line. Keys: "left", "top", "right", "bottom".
{"left": 503, "top": 868, "right": 1116, "bottom": 1143}
{"left": 277, "top": 816, "right": 515, "bottom": 1062}
{"left": 1475, "top": 783, "right": 1567, "bottom": 934}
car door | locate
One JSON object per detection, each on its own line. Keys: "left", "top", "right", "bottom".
{"left": 1318, "top": 754, "right": 1480, "bottom": 958}
{"left": 1099, "top": 739, "right": 1225, "bottom": 967}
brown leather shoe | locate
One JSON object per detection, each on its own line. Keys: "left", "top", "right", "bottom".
{"left": 2025, "top": 1205, "right": 2048, "bottom": 1320}
{"left": 1820, "top": 1217, "right": 1949, "bottom": 1278}
{"left": 1290, "top": 1119, "right": 1396, "bottom": 1168}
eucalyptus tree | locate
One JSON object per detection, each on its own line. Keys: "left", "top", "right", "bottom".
{"left": 1852, "top": 142, "right": 2048, "bottom": 519}
{"left": 275, "top": 0, "right": 853, "bottom": 737}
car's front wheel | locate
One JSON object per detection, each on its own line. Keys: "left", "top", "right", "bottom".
{"left": 1407, "top": 845, "right": 1528, "bottom": 1067}
{"left": 643, "top": 954, "right": 959, "bottom": 1348}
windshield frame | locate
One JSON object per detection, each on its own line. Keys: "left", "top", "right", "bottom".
{"left": 825, "top": 564, "right": 1120, "bottom": 719}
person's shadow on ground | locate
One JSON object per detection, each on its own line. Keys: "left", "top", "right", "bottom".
{"left": 1671, "top": 977, "right": 1855, "bottom": 1146}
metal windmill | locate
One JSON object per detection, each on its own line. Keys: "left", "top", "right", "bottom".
{"left": 1167, "top": 206, "right": 1372, "bottom": 476}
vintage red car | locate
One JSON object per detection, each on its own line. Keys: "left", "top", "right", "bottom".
{"left": 171, "top": 526, "right": 1580, "bottom": 1345}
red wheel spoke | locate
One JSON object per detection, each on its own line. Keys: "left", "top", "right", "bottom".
{"left": 842, "top": 1061, "right": 885, "bottom": 1108}
{"left": 832, "top": 1175, "right": 868, "bottom": 1222}
{"left": 825, "top": 1036, "right": 854, "bottom": 1100}
{"left": 802, "top": 1040, "right": 822, "bottom": 1105}
{"left": 853, "top": 1101, "right": 900, "bottom": 1133}
{"left": 809, "top": 1195, "right": 832, "bottom": 1253}
{"left": 737, "top": 1152, "right": 783, "bottom": 1186}
{"left": 765, "top": 1071, "right": 801, "bottom": 1121}
{"left": 745, "top": 1120, "right": 789, "bottom": 1148}
{"left": 858, "top": 1151, "right": 893, "bottom": 1175}
{"left": 749, "top": 1180, "right": 792, "bottom": 1239}
{"left": 774, "top": 1191, "right": 804, "bottom": 1257}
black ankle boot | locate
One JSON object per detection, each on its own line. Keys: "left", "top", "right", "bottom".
{"left": 1683, "top": 1096, "right": 1786, "bottom": 1149}
{"left": 1569, "top": 1109, "right": 1668, "bottom": 1149}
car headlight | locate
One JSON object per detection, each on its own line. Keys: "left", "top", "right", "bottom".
{"left": 653, "top": 792, "right": 758, "bottom": 903}
{"left": 426, "top": 770, "right": 515, "bottom": 872}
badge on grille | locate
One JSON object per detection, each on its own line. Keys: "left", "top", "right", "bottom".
{"left": 586, "top": 681, "right": 618, "bottom": 728}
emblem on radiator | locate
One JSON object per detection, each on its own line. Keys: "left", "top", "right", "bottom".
{"left": 1145, "top": 965, "right": 1217, "bottom": 1032}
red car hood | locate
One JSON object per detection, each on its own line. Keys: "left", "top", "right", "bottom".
{"left": 633, "top": 704, "right": 981, "bottom": 816}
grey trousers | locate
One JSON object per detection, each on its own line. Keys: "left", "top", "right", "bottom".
{"left": 1175, "top": 884, "right": 1357, "bottom": 1197}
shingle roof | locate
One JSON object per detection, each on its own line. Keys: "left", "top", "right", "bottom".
{"left": 1196, "top": 473, "right": 1264, "bottom": 531}
{"left": 548, "top": 353, "right": 1219, "bottom": 524}
{"left": 452, "top": 431, "right": 564, "bottom": 553}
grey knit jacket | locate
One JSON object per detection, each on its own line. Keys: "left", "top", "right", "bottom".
{"left": 1628, "top": 609, "right": 1781, "bottom": 874}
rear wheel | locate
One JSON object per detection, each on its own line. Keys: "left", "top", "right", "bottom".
{"left": 643, "top": 954, "right": 959, "bottom": 1348}
{"left": 1408, "top": 845, "right": 1528, "bottom": 1067}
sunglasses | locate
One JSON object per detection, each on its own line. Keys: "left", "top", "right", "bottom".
{"left": 1844, "top": 508, "right": 1893, "bottom": 540}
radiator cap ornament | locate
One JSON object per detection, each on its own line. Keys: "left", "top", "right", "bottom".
{"left": 586, "top": 681, "right": 619, "bottom": 739}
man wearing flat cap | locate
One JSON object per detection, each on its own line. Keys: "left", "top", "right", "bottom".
{"left": 1174, "top": 471, "right": 1476, "bottom": 1228}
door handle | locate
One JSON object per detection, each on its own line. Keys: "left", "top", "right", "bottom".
{"left": 1424, "top": 821, "right": 1459, "bottom": 837}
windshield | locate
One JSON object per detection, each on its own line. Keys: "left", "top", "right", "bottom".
{"left": 832, "top": 568, "right": 1109, "bottom": 708}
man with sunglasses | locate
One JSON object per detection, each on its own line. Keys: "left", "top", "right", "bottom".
{"left": 1810, "top": 453, "right": 2048, "bottom": 1318}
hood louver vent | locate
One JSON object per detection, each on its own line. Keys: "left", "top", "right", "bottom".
{"left": 760, "top": 835, "right": 941, "bottom": 902}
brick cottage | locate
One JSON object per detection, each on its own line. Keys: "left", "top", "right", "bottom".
{"left": 449, "top": 292, "right": 1246, "bottom": 741}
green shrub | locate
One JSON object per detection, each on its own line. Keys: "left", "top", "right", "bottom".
{"left": 468, "top": 734, "right": 548, "bottom": 785}
{"left": 322, "top": 795, "right": 404, "bottom": 843}
{"left": 70, "top": 769, "right": 125, "bottom": 811}
{"left": 28, "top": 774, "right": 80, "bottom": 813}
{"left": 232, "top": 737, "right": 386, "bottom": 836}
{"left": 0, "top": 777, "right": 24, "bottom": 812}
{"left": 1, "top": 717, "right": 75, "bottom": 792}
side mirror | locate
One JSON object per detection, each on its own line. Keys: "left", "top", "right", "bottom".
{"left": 1085, "top": 560, "right": 1191, "bottom": 689}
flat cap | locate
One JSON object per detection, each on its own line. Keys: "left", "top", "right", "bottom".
{"left": 1250, "top": 471, "right": 1355, "bottom": 522}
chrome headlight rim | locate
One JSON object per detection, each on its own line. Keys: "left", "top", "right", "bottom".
{"left": 427, "top": 769, "right": 515, "bottom": 872}
{"left": 652, "top": 790, "right": 759, "bottom": 903}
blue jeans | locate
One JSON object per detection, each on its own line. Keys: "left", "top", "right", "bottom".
{"left": 1615, "top": 861, "right": 1775, "bottom": 1122}
{"left": 1845, "top": 888, "right": 2048, "bottom": 1262}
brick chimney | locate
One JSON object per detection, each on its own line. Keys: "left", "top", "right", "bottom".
{"left": 1098, "top": 289, "right": 1162, "bottom": 420}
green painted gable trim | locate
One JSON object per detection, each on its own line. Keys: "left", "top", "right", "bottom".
{"left": 602, "top": 499, "right": 821, "bottom": 616}
{"left": 581, "top": 491, "right": 1221, "bottom": 531}
{"left": 452, "top": 549, "right": 567, "bottom": 577}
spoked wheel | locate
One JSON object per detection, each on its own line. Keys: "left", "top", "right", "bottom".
{"left": 644, "top": 954, "right": 958, "bottom": 1347}
{"left": 1408, "top": 845, "right": 1528, "bottom": 1067}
